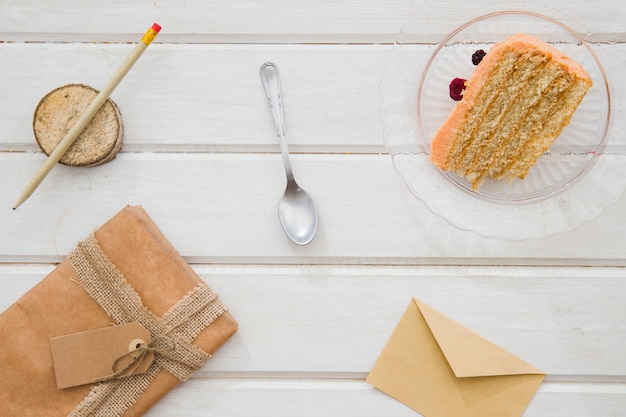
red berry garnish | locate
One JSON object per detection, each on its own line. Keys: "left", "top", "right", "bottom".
{"left": 449, "top": 78, "right": 467, "bottom": 101}
{"left": 472, "top": 49, "right": 486, "bottom": 65}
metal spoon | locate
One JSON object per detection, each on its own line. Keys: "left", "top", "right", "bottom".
{"left": 260, "top": 62, "right": 318, "bottom": 245}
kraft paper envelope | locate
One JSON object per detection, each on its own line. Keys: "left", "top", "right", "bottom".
{"left": 367, "top": 298, "right": 544, "bottom": 417}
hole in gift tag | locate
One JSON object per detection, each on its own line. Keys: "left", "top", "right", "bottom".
{"left": 129, "top": 338, "right": 146, "bottom": 359}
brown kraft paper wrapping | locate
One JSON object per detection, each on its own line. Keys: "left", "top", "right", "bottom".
{"left": 0, "top": 205, "right": 238, "bottom": 417}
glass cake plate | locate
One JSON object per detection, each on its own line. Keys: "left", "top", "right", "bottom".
{"left": 381, "top": 10, "right": 622, "bottom": 240}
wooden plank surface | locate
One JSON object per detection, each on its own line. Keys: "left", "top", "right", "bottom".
{"left": 0, "top": 1, "right": 624, "bottom": 43}
{"left": 2, "top": 265, "right": 625, "bottom": 415}
{"left": 0, "top": 43, "right": 624, "bottom": 154}
{"left": 1, "top": 43, "right": 625, "bottom": 262}
{"left": 2, "top": 153, "right": 626, "bottom": 264}
{"left": 2, "top": 265, "right": 625, "bottom": 377}
{"left": 149, "top": 379, "right": 626, "bottom": 417}
{"left": 1, "top": 0, "right": 625, "bottom": 416}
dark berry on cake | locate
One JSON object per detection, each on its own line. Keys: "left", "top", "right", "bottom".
{"left": 472, "top": 49, "right": 487, "bottom": 65}
{"left": 449, "top": 78, "right": 467, "bottom": 101}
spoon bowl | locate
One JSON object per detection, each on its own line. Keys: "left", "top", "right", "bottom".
{"left": 260, "top": 62, "right": 318, "bottom": 245}
{"left": 279, "top": 180, "right": 318, "bottom": 245}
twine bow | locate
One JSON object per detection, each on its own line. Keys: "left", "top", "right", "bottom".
{"left": 94, "top": 334, "right": 177, "bottom": 383}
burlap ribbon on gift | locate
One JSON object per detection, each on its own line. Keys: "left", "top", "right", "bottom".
{"left": 66, "top": 234, "right": 227, "bottom": 417}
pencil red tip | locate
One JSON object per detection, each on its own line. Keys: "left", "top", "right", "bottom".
{"left": 151, "top": 23, "right": 161, "bottom": 33}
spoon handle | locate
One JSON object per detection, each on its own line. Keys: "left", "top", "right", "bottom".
{"left": 260, "top": 62, "right": 294, "bottom": 182}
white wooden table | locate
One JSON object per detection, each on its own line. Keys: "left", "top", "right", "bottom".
{"left": 1, "top": 1, "right": 625, "bottom": 416}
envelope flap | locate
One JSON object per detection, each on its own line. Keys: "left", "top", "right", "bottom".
{"left": 415, "top": 299, "right": 544, "bottom": 378}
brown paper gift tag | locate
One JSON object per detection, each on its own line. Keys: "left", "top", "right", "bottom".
{"left": 0, "top": 205, "right": 238, "bottom": 417}
{"left": 50, "top": 322, "right": 154, "bottom": 389}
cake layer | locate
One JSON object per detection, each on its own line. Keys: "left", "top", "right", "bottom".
{"left": 446, "top": 50, "right": 520, "bottom": 171}
{"left": 459, "top": 53, "right": 548, "bottom": 184}
{"left": 506, "top": 77, "right": 591, "bottom": 180}
{"left": 488, "top": 68, "right": 570, "bottom": 181}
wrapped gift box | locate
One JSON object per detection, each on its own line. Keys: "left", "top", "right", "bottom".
{"left": 0, "top": 205, "right": 238, "bottom": 416}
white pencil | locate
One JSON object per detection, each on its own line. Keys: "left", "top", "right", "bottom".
{"left": 13, "top": 23, "right": 161, "bottom": 210}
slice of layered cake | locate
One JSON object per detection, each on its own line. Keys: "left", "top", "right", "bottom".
{"left": 429, "top": 33, "right": 592, "bottom": 189}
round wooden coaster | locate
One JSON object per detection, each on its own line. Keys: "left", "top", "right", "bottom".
{"left": 33, "top": 83, "right": 123, "bottom": 167}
